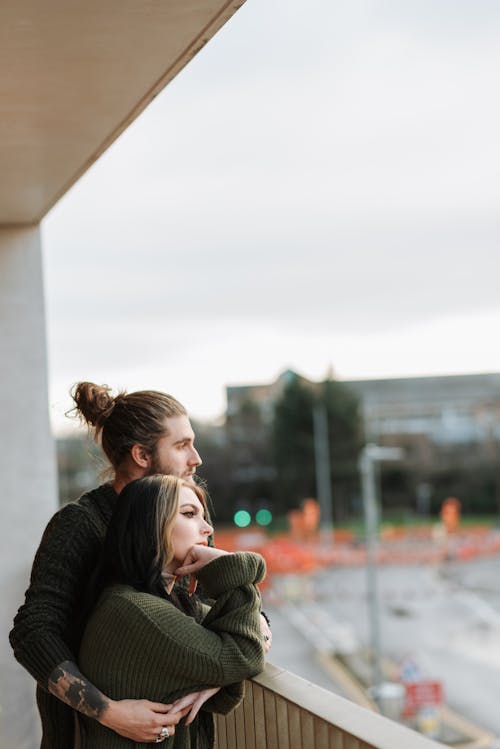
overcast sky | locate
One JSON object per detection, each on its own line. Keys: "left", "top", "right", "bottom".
{"left": 42, "top": 0, "right": 500, "bottom": 434}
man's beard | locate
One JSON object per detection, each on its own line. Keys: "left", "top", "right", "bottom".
{"left": 147, "top": 452, "right": 197, "bottom": 483}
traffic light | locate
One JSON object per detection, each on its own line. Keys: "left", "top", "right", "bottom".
{"left": 255, "top": 508, "right": 272, "bottom": 526}
{"left": 233, "top": 509, "right": 251, "bottom": 528}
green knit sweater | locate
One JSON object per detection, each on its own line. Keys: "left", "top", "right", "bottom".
{"left": 78, "top": 552, "right": 266, "bottom": 749}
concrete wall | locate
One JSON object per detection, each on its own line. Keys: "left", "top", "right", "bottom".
{"left": 0, "top": 225, "right": 57, "bottom": 748}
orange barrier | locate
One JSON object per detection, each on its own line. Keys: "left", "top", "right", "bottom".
{"left": 440, "top": 497, "right": 461, "bottom": 532}
{"left": 259, "top": 538, "right": 319, "bottom": 575}
{"left": 212, "top": 525, "right": 500, "bottom": 580}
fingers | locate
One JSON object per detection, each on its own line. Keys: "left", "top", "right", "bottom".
{"left": 175, "top": 546, "right": 228, "bottom": 578}
{"left": 262, "top": 631, "right": 272, "bottom": 652}
{"left": 263, "top": 628, "right": 272, "bottom": 652}
{"left": 145, "top": 702, "right": 173, "bottom": 714}
{"left": 184, "top": 697, "right": 204, "bottom": 726}
{"left": 151, "top": 724, "right": 176, "bottom": 742}
{"left": 170, "top": 693, "right": 199, "bottom": 712}
{"left": 149, "top": 710, "right": 184, "bottom": 742}
{"left": 160, "top": 703, "right": 190, "bottom": 720}
{"left": 188, "top": 575, "right": 198, "bottom": 596}
{"left": 170, "top": 688, "right": 221, "bottom": 726}
{"left": 104, "top": 699, "right": 183, "bottom": 742}
{"left": 183, "top": 687, "right": 220, "bottom": 725}
{"left": 165, "top": 710, "right": 184, "bottom": 726}
{"left": 174, "top": 557, "right": 213, "bottom": 577}
{"left": 146, "top": 704, "right": 184, "bottom": 727}
{"left": 259, "top": 616, "right": 272, "bottom": 653}
{"left": 174, "top": 562, "right": 197, "bottom": 578}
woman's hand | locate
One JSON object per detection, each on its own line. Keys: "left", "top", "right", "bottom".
{"left": 260, "top": 613, "right": 272, "bottom": 653}
{"left": 174, "top": 545, "right": 228, "bottom": 579}
{"left": 170, "top": 687, "right": 221, "bottom": 726}
{"left": 100, "top": 698, "right": 188, "bottom": 742}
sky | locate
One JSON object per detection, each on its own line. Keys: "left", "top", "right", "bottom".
{"left": 42, "top": 0, "right": 500, "bottom": 434}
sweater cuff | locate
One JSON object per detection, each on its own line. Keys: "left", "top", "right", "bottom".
{"left": 197, "top": 552, "right": 266, "bottom": 598}
{"left": 15, "top": 633, "right": 75, "bottom": 687}
{"left": 203, "top": 682, "right": 245, "bottom": 715}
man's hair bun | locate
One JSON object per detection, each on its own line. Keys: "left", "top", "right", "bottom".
{"left": 70, "top": 382, "right": 116, "bottom": 428}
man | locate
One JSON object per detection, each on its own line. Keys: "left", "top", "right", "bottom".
{"left": 10, "top": 382, "right": 271, "bottom": 747}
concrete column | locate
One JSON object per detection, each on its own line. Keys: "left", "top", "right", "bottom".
{"left": 0, "top": 225, "right": 57, "bottom": 749}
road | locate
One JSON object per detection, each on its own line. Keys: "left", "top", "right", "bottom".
{"left": 263, "top": 555, "right": 500, "bottom": 741}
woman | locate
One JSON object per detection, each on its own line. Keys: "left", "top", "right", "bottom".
{"left": 78, "top": 474, "right": 266, "bottom": 748}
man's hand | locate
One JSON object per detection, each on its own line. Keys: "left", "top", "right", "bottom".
{"left": 100, "top": 699, "right": 188, "bottom": 742}
{"left": 49, "top": 660, "right": 187, "bottom": 742}
{"left": 260, "top": 613, "right": 272, "bottom": 653}
{"left": 170, "top": 688, "right": 221, "bottom": 726}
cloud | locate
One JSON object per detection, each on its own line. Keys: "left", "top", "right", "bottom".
{"left": 42, "top": 0, "right": 500, "bottom": 431}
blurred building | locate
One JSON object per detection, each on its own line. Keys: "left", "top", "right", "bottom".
{"left": 226, "top": 370, "right": 500, "bottom": 513}
{"left": 227, "top": 370, "right": 500, "bottom": 455}
{"left": 348, "top": 372, "right": 500, "bottom": 468}
{"left": 226, "top": 370, "right": 301, "bottom": 486}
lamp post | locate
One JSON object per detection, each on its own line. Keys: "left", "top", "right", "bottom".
{"left": 313, "top": 403, "right": 334, "bottom": 543}
{"left": 359, "top": 444, "right": 404, "bottom": 688}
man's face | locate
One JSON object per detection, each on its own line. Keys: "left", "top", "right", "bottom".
{"left": 149, "top": 415, "right": 202, "bottom": 481}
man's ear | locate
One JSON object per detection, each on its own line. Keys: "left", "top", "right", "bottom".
{"left": 130, "top": 444, "right": 151, "bottom": 469}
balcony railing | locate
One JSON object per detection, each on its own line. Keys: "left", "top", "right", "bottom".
{"left": 215, "top": 663, "right": 446, "bottom": 749}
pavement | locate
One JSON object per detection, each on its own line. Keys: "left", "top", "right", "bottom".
{"left": 262, "top": 556, "right": 500, "bottom": 748}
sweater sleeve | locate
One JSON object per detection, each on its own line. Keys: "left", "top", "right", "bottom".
{"left": 79, "top": 553, "right": 266, "bottom": 705}
{"left": 201, "top": 681, "right": 245, "bottom": 715}
{"left": 9, "top": 501, "right": 103, "bottom": 686}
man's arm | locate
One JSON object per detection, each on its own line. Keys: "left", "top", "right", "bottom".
{"left": 10, "top": 497, "right": 184, "bottom": 741}
{"left": 10, "top": 502, "right": 100, "bottom": 683}
{"left": 49, "top": 661, "right": 107, "bottom": 718}
{"left": 49, "top": 660, "right": 185, "bottom": 742}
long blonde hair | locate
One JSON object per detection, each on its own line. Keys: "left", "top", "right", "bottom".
{"left": 99, "top": 475, "right": 209, "bottom": 599}
{"left": 154, "top": 475, "right": 209, "bottom": 571}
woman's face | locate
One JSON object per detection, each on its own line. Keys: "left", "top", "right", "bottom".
{"left": 169, "top": 486, "right": 213, "bottom": 565}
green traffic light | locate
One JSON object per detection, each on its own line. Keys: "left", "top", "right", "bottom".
{"left": 255, "top": 509, "right": 272, "bottom": 526}
{"left": 233, "top": 510, "right": 251, "bottom": 528}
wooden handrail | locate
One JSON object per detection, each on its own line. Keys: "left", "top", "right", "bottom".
{"left": 215, "top": 662, "right": 447, "bottom": 749}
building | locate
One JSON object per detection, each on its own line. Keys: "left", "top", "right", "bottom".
{"left": 226, "top": 370, "right": 303, "bottom": 487}
{"left": 227, "top": 370, "right": 500, "bottom": 452}
{"left": 226, "top": 369, "right": 500, "bottom": 512}
{"left": 350, "top": 372, "right": 500, "bottom": 442}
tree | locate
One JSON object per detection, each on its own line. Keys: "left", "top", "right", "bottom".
{"left": 191, "top": 421, "right": 234, "bottom": 524}
{"left": 272, "top": 376, "right": 316, "bottom": 515}
{"left": 272, "top": 374, "right": 363, "bottom": 520}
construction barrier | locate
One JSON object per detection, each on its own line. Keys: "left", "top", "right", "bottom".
{"left": 212, "top": 525, "right": 500, "bottom": 588}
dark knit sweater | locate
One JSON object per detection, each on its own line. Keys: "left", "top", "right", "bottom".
{"left": 78, "top": 552, "right": 266, "bottom": 748}
{"left": 9, "top": 483, "right": 119, "bottom": 749}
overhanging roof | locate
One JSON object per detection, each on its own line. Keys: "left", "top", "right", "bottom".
{"left": 0, "top": 0, "right": 245, "bottom": 225}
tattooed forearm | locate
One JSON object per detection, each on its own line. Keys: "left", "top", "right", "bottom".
{"left": 48, "top": 660, "right": 109, "bottom": 719}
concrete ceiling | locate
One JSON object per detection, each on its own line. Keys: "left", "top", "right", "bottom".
{"left": 0, "top": 0, "right": 245, "bottom": 225}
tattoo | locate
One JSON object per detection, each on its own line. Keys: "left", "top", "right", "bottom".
{"left": 48, "top": 660, "right": 109, "bottom": 719}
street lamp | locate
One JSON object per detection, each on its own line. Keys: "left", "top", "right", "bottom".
{"left": 359, "top": 444, "right": 404, "bottom": 689}
{"left": 313, "top": 404, "right": 334, "bottom": 543}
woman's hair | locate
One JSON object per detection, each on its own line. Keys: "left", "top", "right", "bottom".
{"left": 100, "top": 475, "right": 208, "bottom": 599}
{"left": 69, "top": 382, "right": 186, "bottom": 468}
